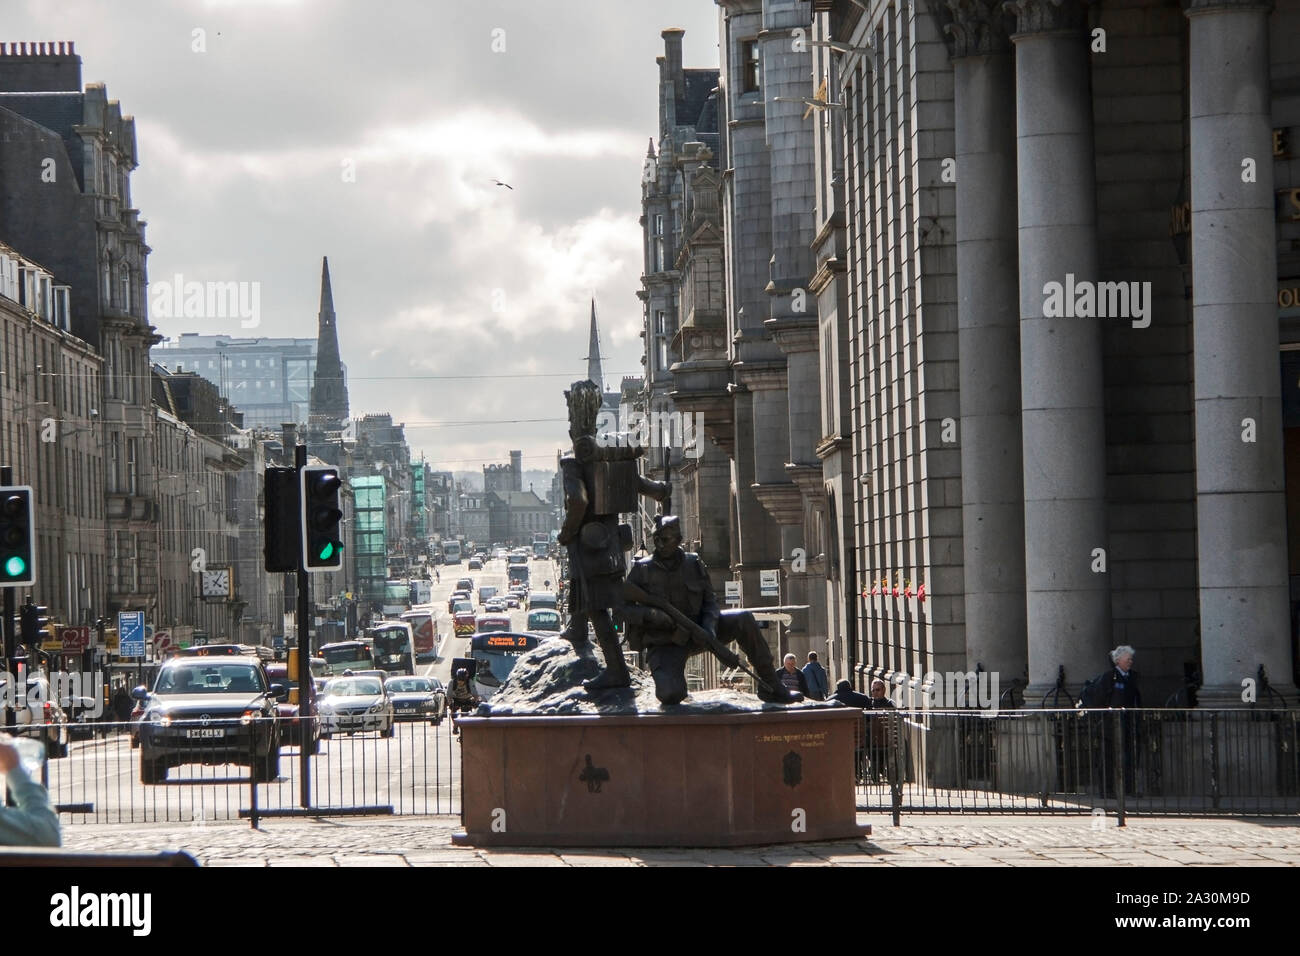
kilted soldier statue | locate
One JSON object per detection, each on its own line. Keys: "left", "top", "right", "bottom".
{"left": 558, "top": 380, "right": 670, "bottom": 693}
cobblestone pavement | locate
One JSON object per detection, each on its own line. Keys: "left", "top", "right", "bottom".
{"left": 58, "top": 814, "right": 1300, "bottom": 866}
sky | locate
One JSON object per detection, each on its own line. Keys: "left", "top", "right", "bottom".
{"left": 8, "top": 0, "right": 722, "bottom": 474}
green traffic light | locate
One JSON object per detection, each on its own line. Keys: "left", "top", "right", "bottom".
{"left": 318, "top": 543, "right": 335, "bottom": 561}
{"left": 4, "top": 555, "right": 26, "bottom": 577}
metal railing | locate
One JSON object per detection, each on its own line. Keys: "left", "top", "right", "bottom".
{"left": 12, "top": 714, "right": 461, "bottom": 825}
{"left": 853, "top": 707, "right": 1300, "bottom": 820}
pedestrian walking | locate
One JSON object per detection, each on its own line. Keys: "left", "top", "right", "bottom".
{"left": 801, "top": 651, "right": 828, "bottom": 700}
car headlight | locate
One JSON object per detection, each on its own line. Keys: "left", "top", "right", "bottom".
{"left": 150, "top": 712, "right": 171, "bottom": 727}
{"left": 368, "top": 703, "right": 384, "bottom": 714}
{"left": 240, "top": 707, "right": 261, "bottom": 725}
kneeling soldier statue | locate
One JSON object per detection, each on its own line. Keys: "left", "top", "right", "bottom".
{"left": 621, "top": 515, "right": 802, "bottom": 706}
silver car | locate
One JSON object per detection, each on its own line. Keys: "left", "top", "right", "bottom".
{"left": 316, "top": 675, "right": 395, "bottom": 738}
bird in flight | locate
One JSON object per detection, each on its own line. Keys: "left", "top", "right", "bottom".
{"left": 491, "top": 179, "right": 514, "bottom": 190}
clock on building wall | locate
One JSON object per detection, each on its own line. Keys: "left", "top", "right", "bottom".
{"left": 200, "top": 567, "right": 233, "bottom": 600}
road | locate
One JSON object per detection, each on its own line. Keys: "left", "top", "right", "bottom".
{"left": 36, "top": 552, "right": 560, "bottom": 824}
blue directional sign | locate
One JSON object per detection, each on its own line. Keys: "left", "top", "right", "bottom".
{"left": 118, "top": 610, "right": 146, "bottom": 657}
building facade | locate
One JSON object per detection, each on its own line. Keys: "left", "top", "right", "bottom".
{"left": 151, "top": 334, "right": 318, "bottom": 429}
{"left": 807, "top": 0, "right": 1300, "bottom": 705}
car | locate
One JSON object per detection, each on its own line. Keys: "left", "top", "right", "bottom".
{"left": 453, "top": 610, "right": 478, "bottom": 637}
{"left": 133, "top": 654, "right": 284, "bottom": 784}
{"left": 526, "top": 609, "right": 563, "bottom": 633}
{"left": 503, "top": 593, "right": 521, "bottom": 609}
{"left": 2, "top": 674, "right": 70, "bottom": 759}
{"left": 452, "top": 600, "right": 473, "bottom": 615}
{"left": 528, "top": 591, "right": 558, "bottom": 611}
{"left": 447, "top": 589, "right": 471, "bottom": 613}
{"left": 467, "top": 558, "right": 483, "bottom": 570}
{"left": 265, "top": 663, "right": 322, "bottom": 754}
{"left": 455, "top": 578, "right": 475, "bottom": 593}
{"left": 316, "top": 674, "right": 395, "bottom": 738}
{"left": 484, "top": 599, "right": 507, "bottom": 613}
{"left": 385, "top": 676, "right": 445, "bottom": 723}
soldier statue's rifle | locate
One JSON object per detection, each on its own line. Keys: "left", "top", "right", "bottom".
{"left": 622, "top": 579, "right": 777, "bottom": 694}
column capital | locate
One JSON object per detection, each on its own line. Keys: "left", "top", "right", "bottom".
{"left": 946, "top": 0, "right": 1015, "bottom": 57}
{"left": 1002, "top": 0, "right": 1088, "bottom": 35}
{"left": 1184, "top": 0, "right": 1273, "bottom": 15}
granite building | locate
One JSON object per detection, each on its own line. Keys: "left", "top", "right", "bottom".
{"left": 805, "top": 0, "right": 1300, "bottom": 706}
{"left": 0, "top": 41, "right": 161, "bottom": 625}
{"left": 640, "top": 29, "right": 731, "bottom": 587}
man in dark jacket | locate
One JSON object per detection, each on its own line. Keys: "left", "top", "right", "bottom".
{"left": 1083, "top": 646, "right": 1142, "bottom": 796}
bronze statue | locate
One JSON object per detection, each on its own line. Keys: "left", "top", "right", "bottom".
{"left": 620, "top": 515, "right": 802, "bottom": 706}
{"left": 558, "top": 380, "right": 669, "bottom": 692}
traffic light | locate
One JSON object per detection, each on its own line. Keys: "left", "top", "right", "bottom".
{"left": 20, "top": 604, "right": 49, "bottom": 646}
{"left": 263, "top": 467, "right": 301, "bottom": 572}
{"left": 300, "top": 466, "right": 343, "bottom": 573}
{"left": 0, "top": 486, "right": 34, "bottom": 587}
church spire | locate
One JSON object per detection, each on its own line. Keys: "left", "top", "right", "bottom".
{"left": 586, "top": 298, "right": 604, "bottom": 391}
{"left": 309, "top": 255, "right": 349, "bottom": 428}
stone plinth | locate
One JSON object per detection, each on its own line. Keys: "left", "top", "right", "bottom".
{"left": 453, "top": 707, "right": 867, "bottom": 847}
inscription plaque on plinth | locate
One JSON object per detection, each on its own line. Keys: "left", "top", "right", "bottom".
{"left": 453, "top": 707, "right": 869, "bottom": 847}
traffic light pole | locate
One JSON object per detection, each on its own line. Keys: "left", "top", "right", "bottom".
{"left": 295, "top": 443, "right": 312, "bottom": 809}
{"left": 1, "top": 464, "right": 12, "bottom": 730}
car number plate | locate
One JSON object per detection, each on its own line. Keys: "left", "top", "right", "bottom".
{"left": 185, "top": 728, "right": 225, "bottom": 738}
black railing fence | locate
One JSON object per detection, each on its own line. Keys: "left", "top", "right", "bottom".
{"left": 9, "top": 715, "right": 460, "bottom": 825}
{"left": 9, "top": 707, "right": 1299, "bottom": 828}
{"left": 853, "top": 708, "right": 1300, "bottom": 820}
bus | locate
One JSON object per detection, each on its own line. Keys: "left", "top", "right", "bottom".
{"left": 507, "top": 564, "right": 530, "bottom": 589}
{"left": 469, "top": 632, "right": 542, "bottom": 700}
{"left": 319, "top": 641, "right": 373, "bottom": 676}
{"left": 368, "top": 622, "right": 415, "bottom": 676}
{"left": 382, "top": 580, "right": 410, "bottom": 616}
{"left": 443, "top": 541, "right": 462, "bottom": 565}
{"left": 533, "top": 541, "right": 549, "bottom": 559}
{"left": 399, "top": 607, "right": 438, "bottom": 662}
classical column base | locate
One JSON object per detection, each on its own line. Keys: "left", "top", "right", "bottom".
{"left": 1196, "top": 682, "right": 1300, "bottom": 709}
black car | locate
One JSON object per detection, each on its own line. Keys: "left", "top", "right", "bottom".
{"left": 133, "top": 655, "right": 284, "bottom": 784}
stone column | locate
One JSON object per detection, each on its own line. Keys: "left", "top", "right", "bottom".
{"left": 947, "top": 0, "right": 1027, "bottom": 685}
{"left": 1006, "top": 0, "right": 1110, "bottom": 698}
{"left": 1185, "top": 0, "right": 1296, "bottom": 705}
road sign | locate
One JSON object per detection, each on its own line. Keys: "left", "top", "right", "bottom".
{"left": 760, "top": 570, "right": 780, "bottom": 597}
{"left": 59, "top": 626, "right": 90, "bottom": 652}
{"left": 724, "top": 581, "right": 742, "bottom": 606}
{"left": 118, "top": 611, "right": 145, "bottom": 657}
{"left": 154, "top": 630, "right": 173, "bottom": 656}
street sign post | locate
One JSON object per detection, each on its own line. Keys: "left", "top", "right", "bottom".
{"left": 118, "top": 611, "right": 145, "bottom": 657}
{"left": 759, "top": 569, "right": 780, "bottom": 598}
{"left": 724, "top": 580, "right": 742, "bottom": 606}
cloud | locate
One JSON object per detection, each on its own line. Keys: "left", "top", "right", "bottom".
{"left": 8, "top": 0, "right": 720, "bottom": 469}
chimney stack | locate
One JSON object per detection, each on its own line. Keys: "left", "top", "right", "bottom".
{"left": 281, "top": 422, "right": 298, "bottom": 460}
{"left": 662, "top": 28, "right": 685, "bottom": 106}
